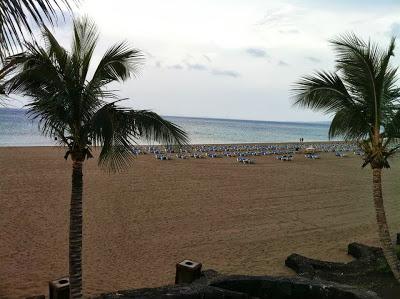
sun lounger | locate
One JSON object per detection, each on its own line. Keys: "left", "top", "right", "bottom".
{"left": 277, "top": 155, "right": 293, "bottom": 161}
{"left": 305, "top": 153, "right": 320, "bottom": 159}
{"left": 155, "top": 154, "right": 171, "bottom": 160}
{"left": 191, "top": 153, "right": 205, "bottom": 159}
{"left": 237, "top": 157, "right": 254, "bottom": 164}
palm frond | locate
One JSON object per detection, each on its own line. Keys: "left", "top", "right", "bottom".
{"left": 88, "top": 103, "right": 189, "bottom": 172}
{"left": 329, "top": 105, "right": 370, "bottom": 140}
{"left": 71, "top": 17, "right": 99, "bottom": 85}
{"left": 292, "top": 70, "right": 355, "bottom": 114}
{"left": 385, "top": 109, "right": 400, "bottom": 139}
{"left": 0, "top": 0, "right": 77, "bottom": 61}
{"left": 0, "top": 52, "right": 23, "bottom": 104}
{"left": 6, "top": 42, "right": 66, "bottom": 96}
{"left": 128, "top": 110, "right": 189, "bottom": 145}
{"left": 41, "top": 25, "right": 69, "bottom": 68}
{"left": 330, "top": 33, "right": 383, "bottom": 128}
{"left": 88, "top": 42, "right": 144, "bottom": 91}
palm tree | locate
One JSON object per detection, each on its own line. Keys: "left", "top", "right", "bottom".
{"left": 292, "top": 33, "right": 400, "bottom": 281}
{"left": 6, "top": 18, "right": 188, "bottom": 298}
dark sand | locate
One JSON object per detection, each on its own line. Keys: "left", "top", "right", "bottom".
{"left": 0, "top": 146, "right": 399, "bottom": 298}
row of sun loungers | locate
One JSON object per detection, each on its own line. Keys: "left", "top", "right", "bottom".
{"left": 156, "top": 151, "right": 358, "bottom": 162}
{"left": 142, "top": 142, "right": 360, "bottom": 154}
{"left": 305, "top": 153, "right": 320, "bottom": 159}
{"left": 155, "top": 154, "right": 171, "bottom": 160}
{"left": 276, "top": 155, "right": 294, "bottom": 161}
{"left": 188, "top": 143, "right": 359, "bottom": 154}
{"left": 133, "top": 142, "right": 363, "bottom": 162}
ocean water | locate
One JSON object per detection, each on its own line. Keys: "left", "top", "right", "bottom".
{"left": 0, "top": 108, "right": 332, "bottom": 146}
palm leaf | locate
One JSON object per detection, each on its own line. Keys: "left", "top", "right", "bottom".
{"left": 0, "top": 52, "right": 23, "bottom": 104}
{"left": 328, "top": 105, "right": 370, "bottom": 140}
{"left": 330, "top": 33, "right": 383, "bottom": 129}
{"left": 0, "top": 0, "right": 77, "bottom": 61}
{"left": 292, "top": 70, "right": 355, "bottom": 114}
{"left": 88, "top": 42, "right": 144, "bottom": 91}
{"left": 88, "top": 103, "right": 189, "bottom": 172}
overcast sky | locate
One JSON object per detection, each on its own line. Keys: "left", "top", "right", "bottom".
{"left": 32, "top": 0, "right": 400, "bottom": 121}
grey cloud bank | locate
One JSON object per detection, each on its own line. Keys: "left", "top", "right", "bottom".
{"left": 245, "top": 48, "right": 268, "bottom": 58}
{"left": 278, "top": 60, "right": 289, "bottom": 66}
{"left": 168, "top": 64, "right": 184, "bottom": 70}
{"left": 305, "top": 56, "right": 321, "bottom": 63}
{"left": 186, "top": 63, "right": 208, "bottom": 71}
{"left": 211, "top": 69, "right": 240, "bottom": 78}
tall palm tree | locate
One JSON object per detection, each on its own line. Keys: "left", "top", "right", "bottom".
{"left": 292, "top": 34, "right": 400, "bottom": 281}
{"left": 6, "top": 18, "right": 188, "bottom": 298}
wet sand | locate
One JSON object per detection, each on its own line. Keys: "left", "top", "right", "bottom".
{"left": 0, "top": 146, "right": 399, "bottom": 298}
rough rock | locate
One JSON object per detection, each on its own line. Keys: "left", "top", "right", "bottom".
{"left": 94, "top": 270, "right": 380, "bottom": 299}
{"left": 285, "top": 242, "right": 385, "bottom": 278}
{"left": 211, "top": 275, "right": 380, "bottom": 299}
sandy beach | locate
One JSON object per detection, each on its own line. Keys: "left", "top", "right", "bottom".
{"left": 1, "top": 146, "right": 400, "bottom": 298}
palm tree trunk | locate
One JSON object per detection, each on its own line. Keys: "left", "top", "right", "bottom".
{"left": 372, "top": 168, "right": 400, "bottom": 281}
{"left": 69, "top": 160, "right": 84, "bottom": 299}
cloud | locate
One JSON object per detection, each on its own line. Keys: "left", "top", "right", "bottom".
{"left": 186, "top": 63, "right": 208, "bottom": 71}
{"left": 168, "top": 62, "right": 238, "bottom": 78}
{"left": 255, "top": 5, "right": 302, "bottom": 29}
{"left": 203, "top": 54, "right": 212, "bottom": 62}
{"left": 305, "top": 56, "right": 321, "bottom": 63}
{"left": 278, "top": 60, "right": 289, "bottom": 66}
{"left": 389, "top": 22, "right": 400, "bottom": 36}
{"left": 168, "top": 64, "right": 184, "bottom": 70}
{"left": 245, "top": 48, "right": 268, "bottom": 58}
{"left": 211, "top": 69, "right": 240, "bottom": 78}
{"left": 256, "top": 8, "right": 291, "bottom": 27}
